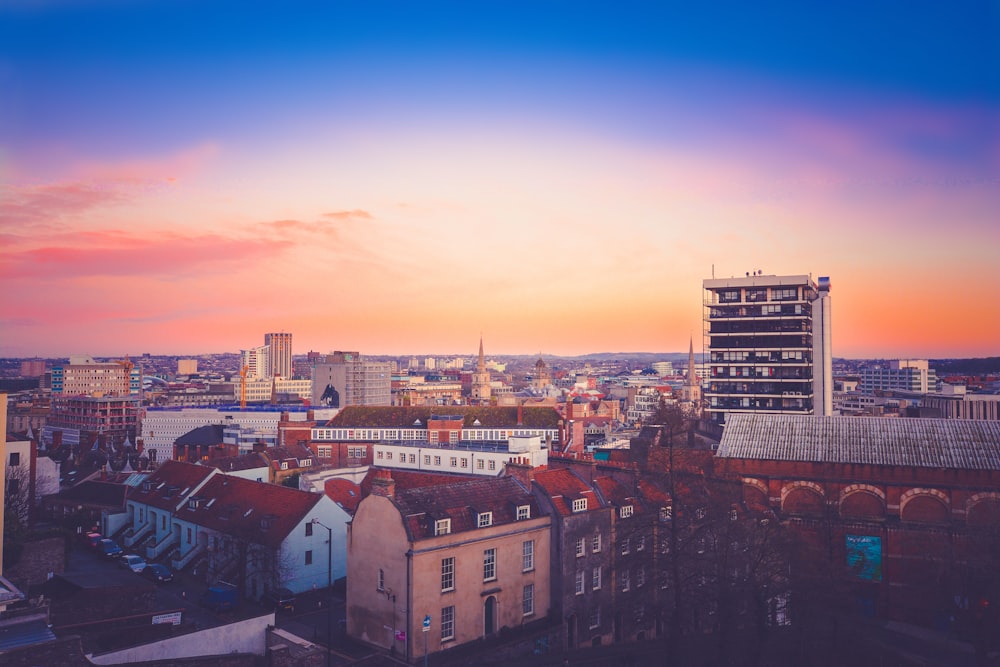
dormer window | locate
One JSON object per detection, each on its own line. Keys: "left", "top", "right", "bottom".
{"left": 516, "top": 505, "right": 531, "bottom": 520}
{"left": 188, "top": 498, "right": 201, "bottom": 511}
{"left": 280, "top": 461, "right": 289, "bottom": 470}
{"left": 478, "top": 512, "right": 493, "bottom": 528}
{"left": 572, "top": 498, "right": 587, "bottom": 513}
{"left": 434, "top": 518, "right": 451, "bottom": 536}
{"left": 660, "top": 504, "right": 673, "bottom": 522}
{"left": 619, "top": 505, "right": 634, "bottom": 519}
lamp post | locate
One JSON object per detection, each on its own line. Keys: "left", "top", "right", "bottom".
{"left": 312, "top": 518, "right": 333, "bottom": 667}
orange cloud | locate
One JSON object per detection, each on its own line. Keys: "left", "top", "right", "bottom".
{"left": 0, "top": 182, "right": 127, "bottom": 229}
{"left": 322, "top": 209, "right": 374, "bottom": 221}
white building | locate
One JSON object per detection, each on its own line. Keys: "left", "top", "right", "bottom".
{"left": 241, "top": 345, "right": 270, "bottom": 382}
{"left": 140, "top": 407, "right": 332, "bottom": 463}
{"left": 859, "top": 359, "right": 937, "bottom": 395}
{"left": 123, "top": 461, "right": 348, "bottom": 597}
{"left": 264, "top": 332, "right": 293, "bottom": 379}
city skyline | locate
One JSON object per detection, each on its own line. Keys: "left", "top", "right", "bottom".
{"left": 1, "top": 2, "right": 997, "bottom": 359}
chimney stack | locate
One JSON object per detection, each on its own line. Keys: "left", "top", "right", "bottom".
{"left": 371, "top": 469, "right": 396, "bottom": 498}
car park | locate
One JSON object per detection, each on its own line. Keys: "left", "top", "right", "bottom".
{"left": 262, "top": 587, "right": 296, "bottom": 613}
{"left": 119, "top": 554, "right": 147, "bottom": 573}
{"left": 97, "top": 538, "right": 123, "bottom": 558}
{"left": 141, "top": 563, "right": 174, "bottom": 584}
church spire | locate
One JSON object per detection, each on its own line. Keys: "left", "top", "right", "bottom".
{"left": 478, "top": 335, "right": 485, "bottom": 371}
{"left": 687, "top": 336, "right": 698, "bottom": 386}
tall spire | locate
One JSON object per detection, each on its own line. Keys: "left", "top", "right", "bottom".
{"left": 478, "top": 335, "right": 485, "bottom": 370}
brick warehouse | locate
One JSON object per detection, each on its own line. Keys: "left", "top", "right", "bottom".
{"left": 714, "top": 414, "right": 1000, "bottom": 628}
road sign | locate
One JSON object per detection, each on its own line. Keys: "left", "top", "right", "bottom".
{"left": 422, "top": 614, "right": 431, "bottom": 632}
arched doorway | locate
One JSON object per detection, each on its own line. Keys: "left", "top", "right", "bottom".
{"left": 484, "top": 596, "right": 497, "bottom": 636}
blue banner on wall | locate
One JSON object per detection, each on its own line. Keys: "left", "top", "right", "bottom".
{"left": 846, "top": 534, "right": 882, "bottom": 582}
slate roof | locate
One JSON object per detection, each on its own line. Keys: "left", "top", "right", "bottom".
{"left": 266, "top": 443, "right": 316, "bottom": 468}
{"left": 126, "top": 460, "right": 216, "bottom": 511}
{"left": 391, "top": 475, "right": 539, "bottom": 541}
{"left": 325, "top": 406, "right": 562, "bottom": 429}
{"left": 359, "top": 468, "right": 463, "bottom": 496}
{"left": 50, "top": 481, "right": 127, "bottom": 507}
{"left": 207, "top": 452, "right": 269, "bottom": 473}
{"left": 532, "top": 468, "right": 603, "bottom": 516}
{"left": 717, "top": 414, "right": 1000, "bottom": 470}
{"left": 174, "top": 424, "right": 226, "bottom": 446}
{"left": 181, "top": 474, "right": 322, "bottom": 549}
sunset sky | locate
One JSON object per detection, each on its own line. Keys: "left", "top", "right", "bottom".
{"left": 1, "top": 1, "right": 997, "bottom": 360}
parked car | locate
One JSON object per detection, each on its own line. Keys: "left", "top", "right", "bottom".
{"left": 97, "top": 538, "right": 123, "bottom": 558}
{"left": 80, "top": 532, "right": 102, "bottom": 548}
{"left": 141, "top": 563, "right": 174, "bottom": 584}
{"left": 262, "top": 587, "right": 296, "bottom": 613}
{"left": 119, "top": 554, "right": 147, "bottom": 573}
{"left": 199, "top": 582, "right": 238, "bottom": 612}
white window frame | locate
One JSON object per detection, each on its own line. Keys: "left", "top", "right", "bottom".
{"left": 441, "top": 605, "right": 455, "bottom": 641}
{"left": 441, "top": 557, "right": 455, "bottom": 592}
{"left": 592, "top": 566, "right": 602, "bottom": 590}
{"left": 522, "top": 583, "right": 534, "bottom": 616}
{"left": 522, "top": 540, "right": 534, "bottom": 572}
{"left": 516, "top": 505, "right": 530, "bottom": 520}
{"left": 435, "top": 518, "right": 451, "bottom": 536}
{"left": 575, "top": 570, "right": 585, "bottom": 595}
{"left": 619, "top": 505, "right": 634, "bottom": 519}
{"left": 592, "top": 533, "right": 601, "bottom": 553}
{"left": 576, "top": 537, "right": 586, "bottom": 558}
{"left": 483, "top": 548, "right": 497, "bottom": 581}
{"left": 478, "top": 512, "right": 493, "bottom": 528}
{"left": 572, "top": 498, "right": 587, "bottom": 512}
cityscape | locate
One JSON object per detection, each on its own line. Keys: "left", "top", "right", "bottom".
{"left": 2, "top": 2, "right": 998, "bottom": 667}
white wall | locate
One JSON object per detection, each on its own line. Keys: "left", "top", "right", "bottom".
{"left": 88, "top": 613, "right": 274, "bottom": 664}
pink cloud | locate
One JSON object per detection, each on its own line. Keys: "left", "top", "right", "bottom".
{"left": 0, "top": 231, "right": 292, "bottom": 280}
{"left": 70, "top": 142, "right": 220, "bottom": 184}
{"left": 0, "top": 182, "right": 126, "bottom": 229}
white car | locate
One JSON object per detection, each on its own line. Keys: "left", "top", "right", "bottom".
{"left": 119, "top": 554, "right": 147, "bottom": 573}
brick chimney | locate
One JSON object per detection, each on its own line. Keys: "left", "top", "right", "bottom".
{"left": 505, "top": 458, "right": 534, "bottom": 488}
{"left": 371, "top": 469, "right": 395, "bottom": 498}
{"left": 517, "top": 402, "right": 523, "bottom": 426}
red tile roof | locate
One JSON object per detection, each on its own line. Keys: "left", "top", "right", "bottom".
{"left": 126, "top": 460, "right": 216, "bottom": 511}
{"left": 179, "top": 473, "right": 323, "bottom": 549}
{"left": 532, "top": 467, "right": 603, "bottom": 516}
{"left": 325, "top": 406, "right": 562, "bottom": 429}
{"left": 325, "top": 478, "right": 362, "bottom": 514}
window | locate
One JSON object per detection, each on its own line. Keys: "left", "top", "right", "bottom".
{"left": 386, "top": 452, "right": 393, "bottom": 460}
{"left": 161, "top": 515, "right": 167, "bottom": 529}
{"left": 305, "top": 550, "right": 313, "bottom": 565}
{"left": 435, "top": 519, "right": 451, "bottom": 536}
{"left": 575, "top": 570, "right": 585, "bottom": 595}
{"left": 450, "top": 457, "right": 457, "bottom": 468}
{"left": 434, "top": 456, "right": 442, "bottom": 465}
{"left": 409, "top": 453, "right": 416, "bottom": 464}
{"left": 477, "top": 459, "right": 484, "bottom": 469}
{"left": 460, "top": 458, "right": 468, "bottom": 468}
{"left": 621, "top": 569, "right": 630, "bottom": 592}
{"left": 424, "top": 455, "right": 431, "bottom": 465}
{"left": 478, "top": 512, "right": 493, "bottom": 528}
{"left": 483, "top": 548, "right": 496, "bottom": 581}
{"left": 378, "top": 568, "right": 385, "bottom": 592}
{"left": 619, "top": 505, "right": 633, "bottom": 519}
{"left": 637, "top": 566, "right": 646, "bottom": 588}
{"left": 441, "top": 557, "right": 455, "bottom": 592}
{"left": 377, "top": 451, "right": 384, "bottom": 460}
{"left": 576, "top": 538, "right": 586, "bottom": 558}
{"left": 636, "top": 535, "right": 645, "bottom": 552}
{"left": 9, "top": 452, "right": 19, "bottom": 467}
{"left": 305, "top": 522, "right": 313, "bottom": 537}
{"left": 620, "top": 538, "right": 630, "bottom": 555}
{"left": 592, "top": 567, "right": 602, "bottom": 590}
{"left": 517, "top": 505, "right": 531, "bottom": 520}
{"left": 696, "top": 507, "right": 706, "bottom": 520}
{"left": 592, "top": 533, "right": 601, "bottom": 553}
{"left": 572, "top": 498, "right": 587, "bottom": 512}
{"left": 660, "top": 505, "right": 673, "bottom": 521}
{"left": 730, "top": 509, "right": 738, "bottom": 521}
{"left": 488, "top": 460, "right": 496, "bottom": 471}
{"left": 522, "top": 540, "right": 534, "bottom": 572}
{"left": 522, "top": 584, "right": 534, "bottom": 615}
{"left": 441, "top": 605, "right": 455, "bottom": 641}
{"left": 589, "top": 606, "right": 601, "bottom": 629}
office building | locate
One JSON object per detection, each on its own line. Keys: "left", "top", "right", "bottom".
{"left": 311, "top": 351, "right": 392, "bottom": 408}
{"left": 703, "top": 273, "right": 832, "bottom": 425}
{"left": 176, "top": 359, "right": 198, "bottom": 376}
{"left": 859, "top": 360, "right": 937, "bottom": 395}
{"left": 241, "top": 345, "right": 270, "bottom": 382}
{"left": 51, "top": 356, "right": 142, "bottom": 397}
{"left": 264, "top": 332, "right": 293, "bottom": 378}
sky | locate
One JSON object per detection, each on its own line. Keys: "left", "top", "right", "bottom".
{"left": 1, "top": 1, "right": 998, "bottom": 360}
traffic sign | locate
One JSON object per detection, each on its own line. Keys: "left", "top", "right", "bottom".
{"left": 422, "top": 614, "right": 431, "bottom": 632}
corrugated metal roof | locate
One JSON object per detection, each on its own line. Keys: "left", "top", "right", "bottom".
{"left": 716, "top": 414, "right": 1000, "bottom": 470}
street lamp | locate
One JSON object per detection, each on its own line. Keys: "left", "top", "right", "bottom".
{"left": 312, "top": 518, "right": 333, "bottom": 667}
